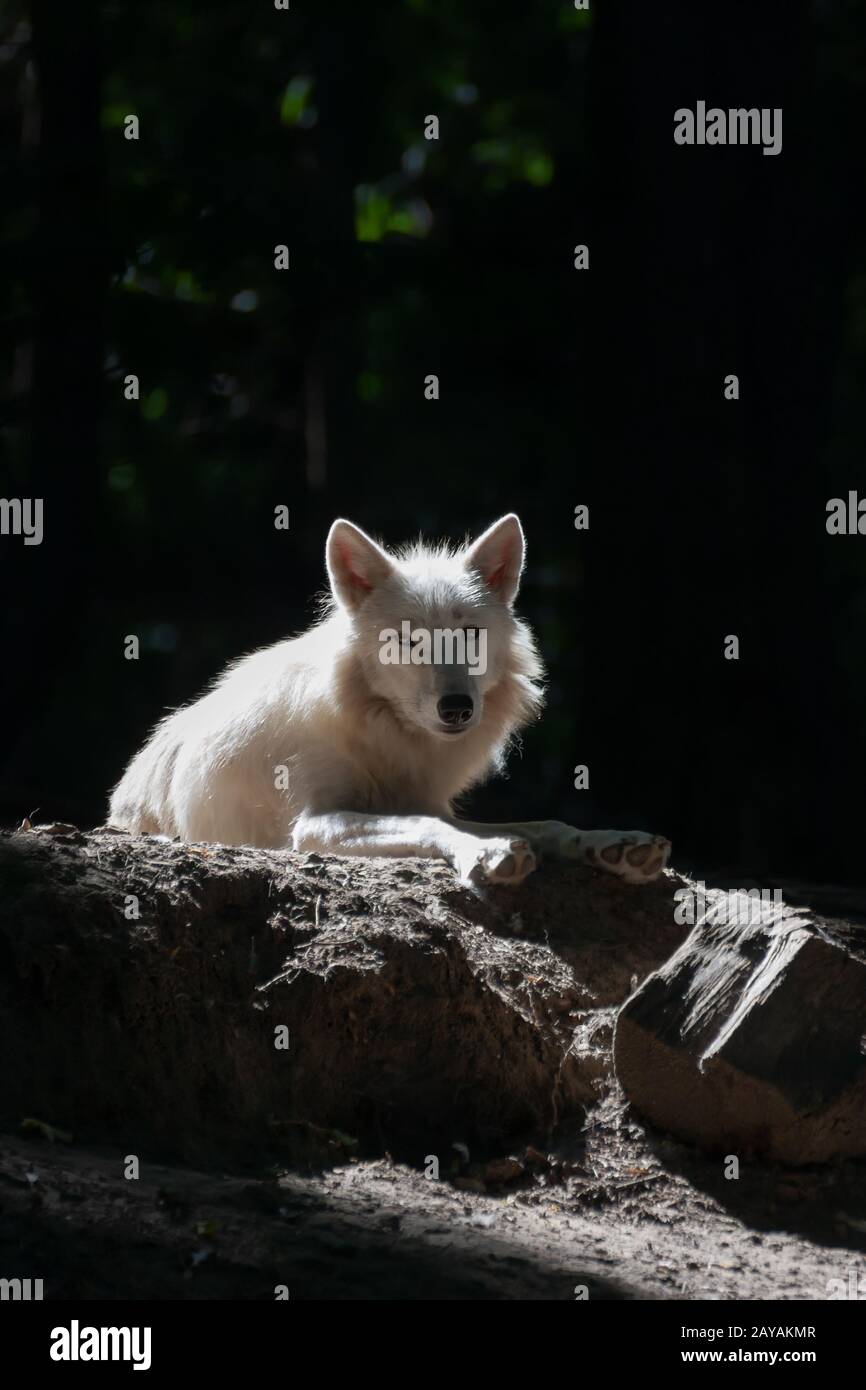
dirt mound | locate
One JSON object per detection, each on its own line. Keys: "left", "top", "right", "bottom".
{"left": 0, "top": 825, "right": 684, "bottom": 1166}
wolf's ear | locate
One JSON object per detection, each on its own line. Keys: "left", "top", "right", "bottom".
{"left": 464, "top": 514, "right": 525, "bottom": 605}
{"left": 326, "top": 519, "right": 394, "bottom": 609}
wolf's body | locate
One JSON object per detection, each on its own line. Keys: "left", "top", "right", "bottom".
{"left": 109, "top": 515, "right": 670, "bottom": 886}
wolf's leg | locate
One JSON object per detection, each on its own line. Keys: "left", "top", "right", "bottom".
{"left": 450, "top": 819, "right": 671, "bottom": 885}
{"left": 292, "top": 811, "right": 536, "bottom": 886}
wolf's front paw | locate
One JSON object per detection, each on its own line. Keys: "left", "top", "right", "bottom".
{"left": 458, "top": 837, "right": 537, "bottom": 887}
{"left": 571, "top": 829, "right": 671, "bottom": 884}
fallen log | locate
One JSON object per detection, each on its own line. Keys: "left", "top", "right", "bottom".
{"left": 615, "top": 885, "right": 866, "bottom": 1164}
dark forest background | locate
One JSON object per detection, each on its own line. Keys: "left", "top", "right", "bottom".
{"left": 1, "top": 0, "right": 864, "bottom": 884}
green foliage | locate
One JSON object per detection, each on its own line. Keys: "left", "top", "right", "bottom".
{"left": 558, "top": 4, "right": 592, "bottom": 32}
{"left": 141, "top": 388, "right": 169, "bottom": 421}
{"left": 355, "top": 186, "right": 430, "bottom": 242}
{"left": 470, "top": 137, "right": 555, "bottom": 190}
{"left": 279, "top": 75, "right": 314, "bottom": 127}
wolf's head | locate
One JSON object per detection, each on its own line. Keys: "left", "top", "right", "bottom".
{"left": 325, "top": 514, "right": 545, "bottom": 744}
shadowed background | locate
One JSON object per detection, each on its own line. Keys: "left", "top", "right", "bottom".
{"left": 1, "top": 0, "right": 864, "bottom": 883}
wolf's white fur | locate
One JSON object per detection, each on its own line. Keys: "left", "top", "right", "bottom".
{"left": 109, "top": 515, "right": 670, "bottom": 886}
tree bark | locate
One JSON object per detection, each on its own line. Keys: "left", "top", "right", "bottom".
{"left": 616, "top": 887, "right": 866, "bottom": 1163}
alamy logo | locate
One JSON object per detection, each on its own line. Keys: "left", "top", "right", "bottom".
{"left": 674, "top": 102, "right": 782, "bottom": 157}
{"left": 50, "top": 1320, "right": 152, "bottom": 1371}
{"left": 0, "top": 497, "right": 43, "bottom": 545}
{"left": 826, "top": 492, "right": 866, "bottom": 534}
{"left": 826, "top": 1267, "right": 866, "bottom": 1300}
{"left": 674, "top": 881, "right": 785, "bottom": 926}
{"left": 379, "top": 622, "right": 488, "bottom": 676}
{"left": 0, "top": 1277, "right": 43, "bottom": 1300}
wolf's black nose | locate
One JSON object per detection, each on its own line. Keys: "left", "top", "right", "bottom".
{"left": 437, "top": 693, "right": 474, "bottom": 727}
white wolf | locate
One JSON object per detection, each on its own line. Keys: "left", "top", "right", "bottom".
{"left": 108, "top": 515, "right": 671, "bottom": 887}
